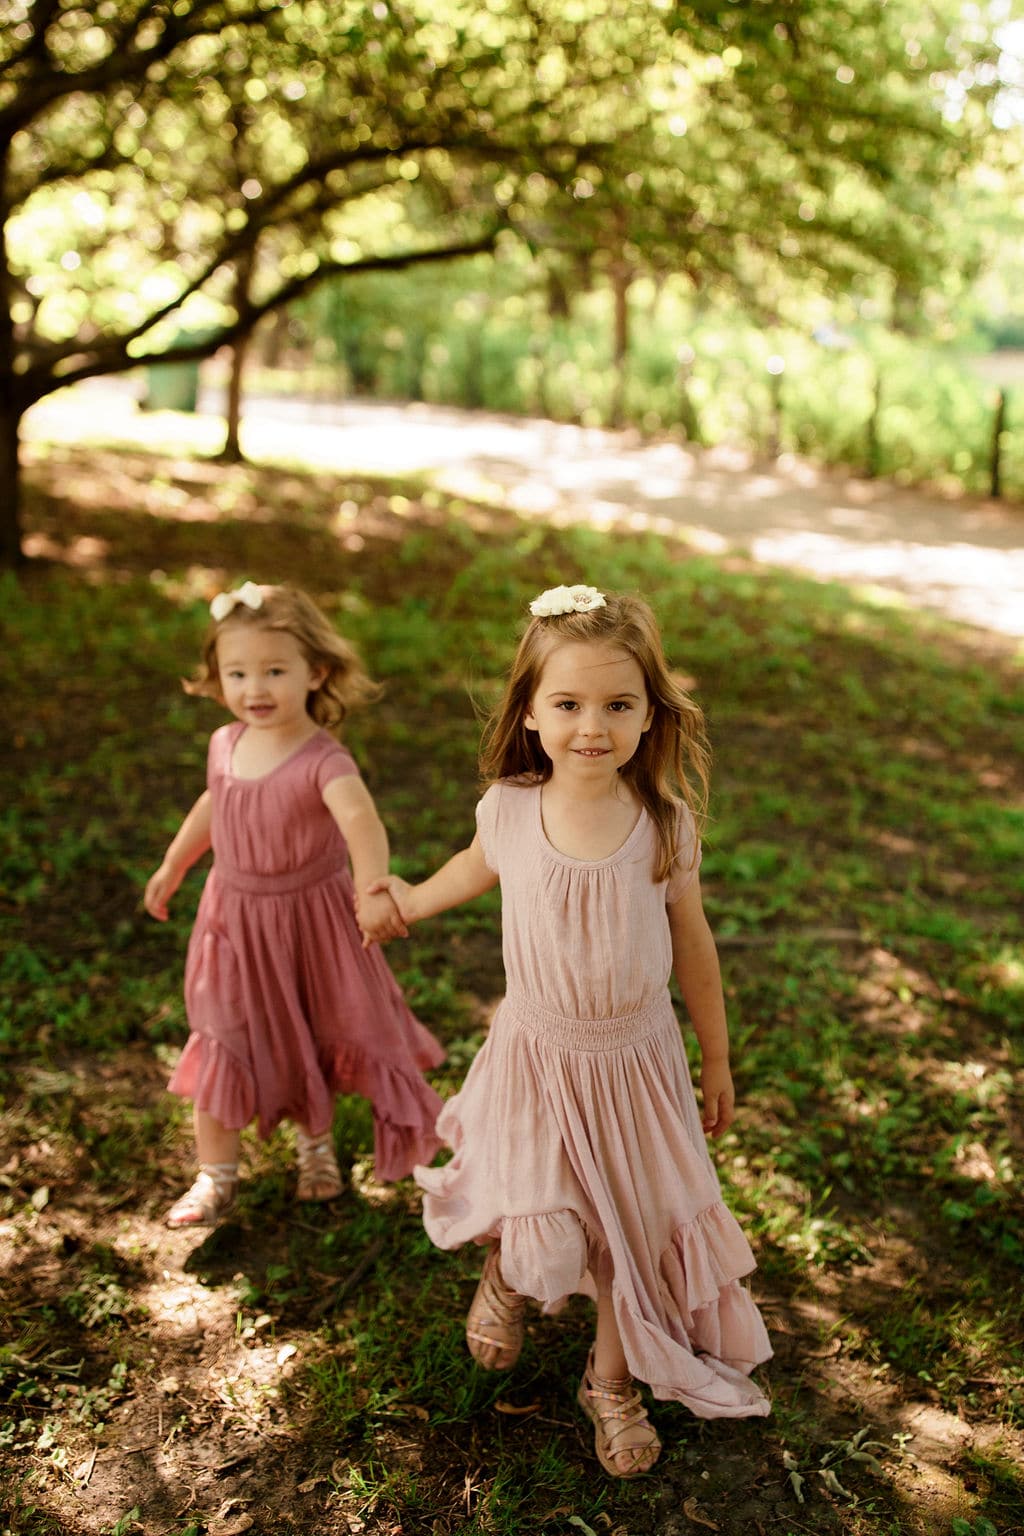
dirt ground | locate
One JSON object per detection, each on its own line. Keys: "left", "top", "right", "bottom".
{"left": 3, "top": 428, "right": 1023, "bottom": 1536}
{"left": 5, "top": 1034, "right": 1021, "bottom": 1536}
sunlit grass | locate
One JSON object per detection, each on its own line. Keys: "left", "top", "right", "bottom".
{"left": 1, "top": 446, "right": 1022, "bottom": 1533}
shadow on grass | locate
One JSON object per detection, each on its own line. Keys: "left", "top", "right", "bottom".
{"left": 1, "top": 441, "right": 1021, "bottom": 1535}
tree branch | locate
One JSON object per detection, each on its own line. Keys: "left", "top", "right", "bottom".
{"left": 0, "top": 3, "right": 277, "bottom": 136}
{"left": 17, "top": 229, "right": 502, "bottom": 403}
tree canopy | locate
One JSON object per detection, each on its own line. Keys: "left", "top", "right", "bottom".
{"left": 0, "top": 0, "right": 1003, "bottom": 563}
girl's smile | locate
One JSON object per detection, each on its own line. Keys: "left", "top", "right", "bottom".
{"left": 215, "top": 624, "right": 325, "bottom": 739}
{"left": 525, "top": 640, "right": 654, "bottom": 779}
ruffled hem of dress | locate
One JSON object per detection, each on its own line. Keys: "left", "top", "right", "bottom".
{"left": 168, "top": 1035, "right": 444, "bottom": 1182}
{"left": 168, "top": 1035, "right": 256, "bottom": 1129}
{"left": 321, "top": 1042, "right": 444, "bottom": 1182}
{"left": 416, "top": 1197, "right": 772, "bottom": 1419}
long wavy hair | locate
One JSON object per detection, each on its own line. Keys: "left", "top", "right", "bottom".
{"left": 185, "top": 585, "right": 381, "bottom": 732}
{"left": 479, "top": 592, "right": 710, "bottom": 882}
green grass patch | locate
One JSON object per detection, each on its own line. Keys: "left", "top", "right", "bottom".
{"left": 1, "top": 443, "right": 1021, "bottom": 1534}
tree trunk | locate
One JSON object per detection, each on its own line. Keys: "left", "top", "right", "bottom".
{"left": 990, "top": 389, "right": 1007, "bottom": 500}
{"left": 262, "top": 307, "right": 290, "bottom": 369}
{"left": 608, "top": 258, "right": 631, "bottom": 430}
{"left": 0, "top": 177, "right": 26, "bottom": 567}
{"left": 221, "top": 245, "right": 253, "bottom": 462}
{"left": 0, "top": 396, "right": 24, "bottom": 567}
{"left": 222, "top": 333, "right": 249, "bottom": 463}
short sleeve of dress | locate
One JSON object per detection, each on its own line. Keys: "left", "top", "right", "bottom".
{"left": 665, "top": 803, "right": 702, "bottom": 903}
{"left": 313, "top": 735, "right": 360, "bottom": 795}
{"left": 207, "top": 723, "right": 237, "bottom": 788}
{"left": 474, "top": 783, "right": 502, "bottom": 874}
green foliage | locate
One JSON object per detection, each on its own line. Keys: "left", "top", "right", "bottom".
{"left": 5, "top": 0, "right": 994, "bottom": 405}
{"left": 297, "top": 269, "right": 1024, "bottom": 497}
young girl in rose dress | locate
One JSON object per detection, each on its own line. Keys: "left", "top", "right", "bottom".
{"left": 145, "top": 582, "right": 444, "bottom": 1228}
{"left": 372, "top": 584, "right": 771, "bottom": 1478}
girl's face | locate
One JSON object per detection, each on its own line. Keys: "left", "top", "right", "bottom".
{"left": 524, "top": 640, "right": 653, "bottom": 781}
{"left": 215, "top": 624, "right": 325, "bottom": 734}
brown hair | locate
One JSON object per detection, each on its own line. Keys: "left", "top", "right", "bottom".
{"left": 184, "top": 585, "right": 380, "bottom": 731}
{"left": 479, "top": 591, "right": 710, "bottom": 883}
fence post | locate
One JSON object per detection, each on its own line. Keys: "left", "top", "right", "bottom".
{"left": 766, "top": 355, "right": 785, "bottom": 458}
{"left": 676, "top": 343, "right": 701, "bottom": 444}
{"left": 865, "top": 364, "right": 882, "bottom": 479}
{"left": 990, "top": 388, "right": 1007, "bottom": 500}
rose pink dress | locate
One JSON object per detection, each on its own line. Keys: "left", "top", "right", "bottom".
{"left": 415, "top": 780, "right": 772, "bottom": 1419}
{"left": 168, "top": 722, "right": 445, "bottom": 1181}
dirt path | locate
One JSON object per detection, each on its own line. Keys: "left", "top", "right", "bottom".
{"left": 25, "top": 381, "right": 1024, "bottom": 641}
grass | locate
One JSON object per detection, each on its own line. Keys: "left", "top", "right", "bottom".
{"left": 0, "top": 439, "right": 1022, "bottom": 1534}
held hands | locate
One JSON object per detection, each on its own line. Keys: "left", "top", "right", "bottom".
{"left": 700, "top": 1058, "right": 736, "bottom": 1138}
{"left": 365, "top": 875, "right": 418, "bottom": 926}
{"left": 354, "top": 886, "right": 409, "bottom": 948}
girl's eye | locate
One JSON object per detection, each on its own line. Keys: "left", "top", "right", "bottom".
{"left": 609, "top": 701, "right": 631, "bottom": 712}
{"left": 555, "top": 700, "right": 579, "bottom": 711}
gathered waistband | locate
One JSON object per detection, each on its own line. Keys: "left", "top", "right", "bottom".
{"left": 503, "top": 990, "right": 668, "bottom": 1051}
{"left": 213, "top": 850, "right": 348, "bottom": 896}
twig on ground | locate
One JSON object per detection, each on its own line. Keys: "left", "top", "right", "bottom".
{"left": 308, "top": 1236, "right": 385, "bottom": 1319}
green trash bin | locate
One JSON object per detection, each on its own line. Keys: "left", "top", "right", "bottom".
{"left": 142, "top": 358, "right": 201, "bottom": 412}
{"left": 141, "top": 328, "right": 219, "bottom": 411}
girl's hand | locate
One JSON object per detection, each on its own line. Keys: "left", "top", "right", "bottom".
{"left": 700, "top": 1059, "right": 735, "bottom": 1138}
{"left": 365, "top": 875, "right": 419, "bottom": 925}
{"left": 355, "top": 887, "right": 409, "bottom": 948}
{"left": 144, "top": 863, "right": 183, "bottom": 922}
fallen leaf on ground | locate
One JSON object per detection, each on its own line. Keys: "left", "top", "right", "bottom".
{"left": 683, "top": 1496, "right": 720, "bottom": 1530}
{"left": 819, "top": 1466, "right": 854, "bottom": 1500}
{"left": 383, "top": 1401, "right": 429, "bottom": 1419}
{"left": 494, "top": 1399, "right": 541, "bottom": 1415}
{"left": 567, "top": 1518, "right": 598, "bottom": 1536}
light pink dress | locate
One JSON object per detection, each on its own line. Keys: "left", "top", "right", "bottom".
{"left": 415, "top": 780, "right": 772, "bottom": 1419}
{"left": 168, "top": 722, "right": 445, "bottom": 1181}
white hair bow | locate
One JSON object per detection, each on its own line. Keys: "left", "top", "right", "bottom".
{"left": 210, "top": 582, "right": 264, "bottom": 622}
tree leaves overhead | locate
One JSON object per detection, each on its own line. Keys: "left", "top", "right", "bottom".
{"left": 2, "top": 0, "right": 998, "bottom": 402}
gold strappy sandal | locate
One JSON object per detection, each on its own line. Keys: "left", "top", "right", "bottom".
{"left": 465, "top": 1244, "right": 526, "bottom": 1370}
{"left": 295, "top": 1128, "right": 343, "bottom": 1201}
{"left": 165, "top": 1162, "right": 238, "bottom": 1228}
{"left": 577, "top": 1347, "right": 661, "bottom": 1478}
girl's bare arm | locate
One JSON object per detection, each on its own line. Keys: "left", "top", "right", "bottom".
{"left": 144, "top": 791, "right": 213, "bottom": 920}
{"left": 667, "top": 873, "right": 735, "bottom": 1137}
{"left": 369, "top": 832, "right": 498, "bottom": 924}
{"left": 322, "top": 775, "right": 407, "bottom": 944}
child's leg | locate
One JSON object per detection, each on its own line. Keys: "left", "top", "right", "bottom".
{"left": 294, "top": 1122, "right": 343, "bottom": 1202}
{"left": 165, "top": 1108, "right": 241, "bottom": 1228}
{"left": 465, "top": 1243, "right": 526, "bottom": 1370}
{"left": 593, "top": 1287, "right": 630, "bottom": 1380}
{"left": 578, "top": 1287, "right": 661, "bottom": 1478}
{"left": 195, "top": 1107, "right": 242, "bottom": 1165}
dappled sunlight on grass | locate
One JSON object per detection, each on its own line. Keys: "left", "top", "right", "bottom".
{"left": 2, "top": 441, "right": 1022, "bottom": 1534}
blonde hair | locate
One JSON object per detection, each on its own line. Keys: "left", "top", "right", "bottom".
{"left": 480, "top": 592, "right": 710, "bottom": 882}
{"left": 185, "top": 585, "right": 380, "bottom": 731}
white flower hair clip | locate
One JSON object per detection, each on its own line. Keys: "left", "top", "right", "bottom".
{"left": 210, "top": 581, "right": 264, "bottom": 622}
{"left": 529, "top": 584, "right": 607, "bottom": 618}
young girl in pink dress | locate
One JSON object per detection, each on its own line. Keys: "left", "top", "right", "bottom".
{"left": 145, "top": 582, "right": 445, "bottom": 1228}
{"left": 372, "top": 584, "right": 771, "bottom": 1478}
